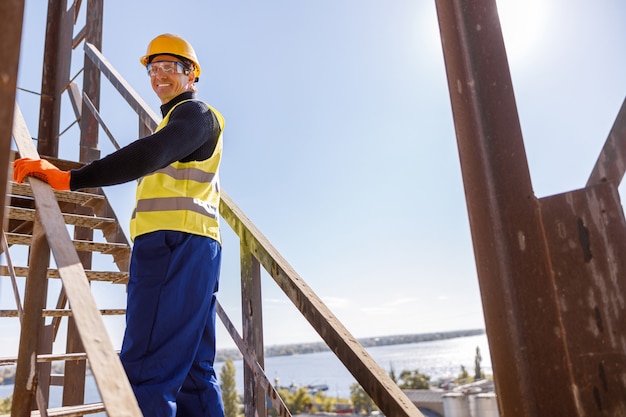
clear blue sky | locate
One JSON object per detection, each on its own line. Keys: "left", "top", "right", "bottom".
{"left": 2, "top": 0, "right": 625, "bottom": 355}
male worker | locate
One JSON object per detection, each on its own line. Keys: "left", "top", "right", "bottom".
{"left": 13, "top": 33, "right": 226, "bottom": 417}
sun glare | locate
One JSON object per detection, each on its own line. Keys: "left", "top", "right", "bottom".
{"left": 495, "top": 0, "right": 547, "bottom": 64}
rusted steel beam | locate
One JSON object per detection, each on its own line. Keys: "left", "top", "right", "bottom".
{"left": 0, "top": 0, "right": 25, "bottom": 233}
{"left": 539, "top": 183, "right": 626, "bottom": 415}
{"left": 79, "top": 0, "right": 103, "bottom": 163}
{"left": 37, "top": 0, "right": 73, "bottom": 158}
{"left": 220, "top": 192, "right": 423, "bottom": 417}
{"left": 434, "top": 0, "right": 587, "bottom": 415}
{"left": 587, "top": 97, "right": 626, "bottom": 186}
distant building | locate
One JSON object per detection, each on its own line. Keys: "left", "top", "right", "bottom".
{"left": 403, "top": 389, "right": 446, "bottom": 416}
{"left": 404, "top": 379, "right": 499, "bottom": 417}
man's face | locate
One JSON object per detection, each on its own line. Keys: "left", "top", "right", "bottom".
{"left": 148, "top": 54, "right": 195, "bottom": 103}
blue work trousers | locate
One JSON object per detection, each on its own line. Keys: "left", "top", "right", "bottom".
{"left": 120, "top": 230, "right": 224, "bottom": 417}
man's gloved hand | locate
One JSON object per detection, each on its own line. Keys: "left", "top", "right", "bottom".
{"left": 12, "top": 158, "right": 71, "bottom": 191}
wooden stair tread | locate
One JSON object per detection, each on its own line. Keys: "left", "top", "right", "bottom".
{"left": 0, "top": 350, "right": 120, "bottom": 365}
{"left": 0, "top": 309, "right": 125, "bottom": 318}
{"left": 4, "top": 232, "right": 130, "bottom": 254}
{"left": 29, "top": 402, "right": 105, "bottom": 417}
{"left": 0, "top": 265, "right": 128, "bottom": 283}
{"left": 8, "top": 181, "right": 104, "bottom": 206}
{"left": 7, "top": 206, "right": 116, "bottom": 229}
{"left": 0, "top": 353, "right": 88, "bottom": 365}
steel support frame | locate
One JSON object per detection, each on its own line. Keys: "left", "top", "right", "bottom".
{"left": 435, "top": 0, "right": 626, "bottom": 415}
{"left": 37, "top": 0, "right": 73, "bottom": 158}
{"left": 79, "top": 0, "right": 103, "bottom": 164}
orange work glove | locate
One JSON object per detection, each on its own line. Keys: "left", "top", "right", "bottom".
{"left": 12, "top": 158, "right": 71, "bottom": 191}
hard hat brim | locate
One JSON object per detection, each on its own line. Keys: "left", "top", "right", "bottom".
{"left": 140, "top": 34, "right": 202, "bottom": 79}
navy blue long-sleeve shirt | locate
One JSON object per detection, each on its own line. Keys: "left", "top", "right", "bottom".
{"left": 70, "top": 91, "right": 219, "bottom": 191}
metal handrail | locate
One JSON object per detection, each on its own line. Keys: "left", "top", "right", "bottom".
{"left": 83, "top": 41, "right": 423, "bottom": 417}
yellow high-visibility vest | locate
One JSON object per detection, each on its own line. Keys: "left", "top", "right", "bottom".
{"left": 129, "top": 100, "right": 224, "bottom": 243}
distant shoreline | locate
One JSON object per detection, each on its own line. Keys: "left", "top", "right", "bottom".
{"left": 216, "top": 328, "right": 485, "bottom": 362}
{"left": 0, "top": 329, "right": 486, "bottom": 386}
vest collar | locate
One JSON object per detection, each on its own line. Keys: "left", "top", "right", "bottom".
{"left": 160, "top": 91, "right": 196, "bottom": 117}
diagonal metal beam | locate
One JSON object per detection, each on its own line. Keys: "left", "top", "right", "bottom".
{"left": 83, "top": 42, "right": 159, "bottom": 132}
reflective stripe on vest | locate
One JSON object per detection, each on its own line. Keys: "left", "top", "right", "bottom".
{"left": 129, "top": 99, "right": 224, "bottom": 242}
{"left": 134, "top": 197, "right": 219, "bottom": 219}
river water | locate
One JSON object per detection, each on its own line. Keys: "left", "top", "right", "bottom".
{"left": 0, "top": 333, "right": 491, "bottom": 408}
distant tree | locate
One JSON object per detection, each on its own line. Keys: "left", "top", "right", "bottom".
{"left": 457, "top": 365, "right": 470, "bottom": 385}
{"left": 474, "top": 346, "right": 484, "bottom": 381}
{"left": 219, "top": 359, "right": 239, "bottom": 417}
{"left": 350, "top": 383, "right": 374, "bottom": 415}
{"left": 0, "top": 395, "right": 11, "bottom": 414}
{"left": 314, "top": 391, "right": 334, "bottom": 412}
{"left": 288, "top": 387, "right": 312, "bottom": 414}
{"left": 397, "top": 369, "right": 431, "bottom": 390}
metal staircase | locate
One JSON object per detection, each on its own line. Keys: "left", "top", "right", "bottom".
{"left": 1, "top": 2, "right": 424, "bottom": 416}
{"left": 3, "top": 176, "right": 130, "bottom": 288}
{"left": 1, "top": 106, "right": 139, "bottom": 416}
{"left": 1, "top": 175, "right": 128, "bottom": 416}
{"left": 2, "top": 105, "right": 421, "bottom": 416}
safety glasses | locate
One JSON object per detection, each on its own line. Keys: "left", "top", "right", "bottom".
{"left": 146, "top": 61, "right": 185, "bottom": 77}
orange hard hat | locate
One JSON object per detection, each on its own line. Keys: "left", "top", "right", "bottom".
{"left": 140, "top": 33, "right": 201, "bottom": 80}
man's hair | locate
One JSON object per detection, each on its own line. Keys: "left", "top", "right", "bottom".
{"left": 178, "top": 57, "right": 195, "bottom": 76}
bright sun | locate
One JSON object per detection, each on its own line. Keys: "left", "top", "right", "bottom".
{"left": 495, "top": 0, "right": 547, "bottom": 64}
